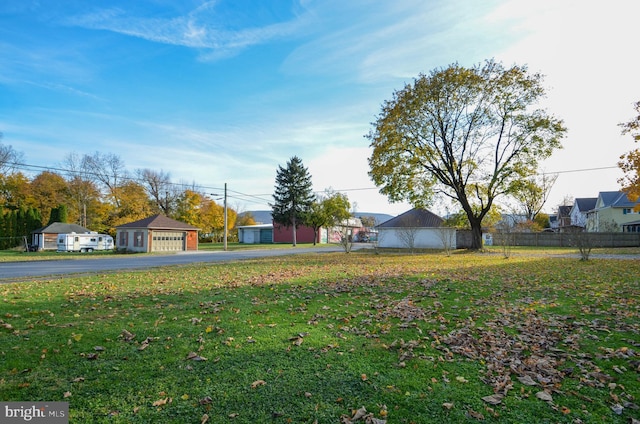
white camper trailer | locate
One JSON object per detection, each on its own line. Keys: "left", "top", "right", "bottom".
{"left": 57, "top": 232, "right": 114, "bottom": 252}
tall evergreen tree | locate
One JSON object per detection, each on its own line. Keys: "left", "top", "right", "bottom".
{"left": 57, "top": 204, "right": 68, "bottom": 224}
{"left": 271, "top": 156, "right": 314, "bottom": 246}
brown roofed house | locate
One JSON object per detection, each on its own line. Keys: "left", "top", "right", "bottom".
{"left": 115, "top": 214, "right": 200, "bottom": 253}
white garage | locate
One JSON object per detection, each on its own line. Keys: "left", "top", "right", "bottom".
{"left": 377, "top": 208, "right": 455, "bottom": 249}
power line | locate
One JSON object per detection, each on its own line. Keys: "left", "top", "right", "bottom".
{"left": 5, "top": 160, "right": 622, "bottom": 205}
{"left": 541, "top": 165, "right": 618, "bottom": 175}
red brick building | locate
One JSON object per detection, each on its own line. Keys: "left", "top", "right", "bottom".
{"left": 272, "top": 223, "right": 321, "bottom": 244}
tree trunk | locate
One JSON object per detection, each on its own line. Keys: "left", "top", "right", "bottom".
{"left": 469, "top": 219, "right": 483, "bottom": 250}
{"left": 292, "top": 224, "right": 297, "bottom": 246}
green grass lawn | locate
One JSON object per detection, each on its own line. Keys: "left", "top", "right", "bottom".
{"left": 1, "top": 252, "right": 638, "bottom": 423}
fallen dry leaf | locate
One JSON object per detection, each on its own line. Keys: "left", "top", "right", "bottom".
{"left": 442, "top": 402, "right": 454, "bottom": 409}
{"left": 535, "top": 391, "right": 553, "bottom": 402}
{"left": 251, "top": 380, "right": 266, "bottom": 389}
{"left": 152, "top": 397, "right": 170, "bottom": 407}
{"left": 200, "top": 413, "right": 209, "bottom": 424}
{"left": 465, "top": 409, "right": 485, "bottom": 420}
{"left": 517, "top": 375, "right": 537, "bottom": 386}
{"left": 120, "top": 329, "right": 135, "bottom": 342}
{"left": 481, "top": 394, "right": 503, "bottom": 405}
{"left": 63, "top": 391, "right": 71, "bottom": 398}
{"left": 351, "top": 406, "right": 368, "bottom": 421}
{"left": 185, "top": 352, "right": 207, "bottom": 361}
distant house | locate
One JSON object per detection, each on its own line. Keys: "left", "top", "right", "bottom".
{"left": 586, "top": 191, "right": 640, "bottom": 232}
{"left": 569, "top": 198, "right": 597, "bottom": 228}
{"left": 30, "top": 222, "right": 92, "bottom": 251}
{"left": 115, "top": 214, "right": 199, "bottom": 253}
{"left": 376, "top": 208, "right": 455, "bottom": 249}
{"left": 555, "top": 205, "right": 572, "bottom": 231}
{"left": 327, "top": 217, "right": 365, "bottom": 243}
{"left": 548, "top": 215, "right": 559, "bottom": 231}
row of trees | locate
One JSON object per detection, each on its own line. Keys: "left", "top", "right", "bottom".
{"left": 0, "top": 206, "right": 42, "bottom": 249}
{"left": 0, "top": 141, "right": 252, "bottom": 248}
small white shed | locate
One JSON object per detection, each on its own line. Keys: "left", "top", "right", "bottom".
{"left": 237, "top": 224, "right": 273, "bottom": 244}
{"left": 377, "top": 208, "right": 455, "bottom": 249}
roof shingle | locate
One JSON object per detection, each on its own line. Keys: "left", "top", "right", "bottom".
{"left": 116, "top": 214, "right": 199, "bottom": 230}
{"left": 377, "top": 208, "right": 443, "bottom": 228}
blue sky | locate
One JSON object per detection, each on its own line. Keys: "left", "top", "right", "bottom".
{"left": 1, "top": 0, "right": 639, "bottom": 216}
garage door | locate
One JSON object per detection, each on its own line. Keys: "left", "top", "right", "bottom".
{"left": 151, "top": 231, "right": 185, "bottom": 252}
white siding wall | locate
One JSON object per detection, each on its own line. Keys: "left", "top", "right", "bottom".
{"left": 239, "top": 228, "right": 260, "bottom": 244}
{"left": 116, "top": 229, "right": 149, "bottom": 253}
{"left": 378, "top": 227, "right": 455, "bottom": 249}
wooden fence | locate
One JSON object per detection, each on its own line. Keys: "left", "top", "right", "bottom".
{"left": 487, "top": 232, "right": 640, "bottom": 248}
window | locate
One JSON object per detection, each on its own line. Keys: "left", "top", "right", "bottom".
{"left": 119, "top": 232, "right": 128, "bottom": 247}
{"left": 134, "top": 232, "right": 144, "bottom": 247}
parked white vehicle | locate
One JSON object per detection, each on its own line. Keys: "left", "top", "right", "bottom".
{"left": 57, "top": 232, "right": 114, "bottom": 253}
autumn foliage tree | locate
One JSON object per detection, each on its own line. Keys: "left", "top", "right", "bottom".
{"left": 619, "top": 101, "right": 640, "bottom": 209}
{"left": 0, "top": 136, "right": 244, "bottom": 246}
{"left": 367, "top": 60, "right": 566, "bottom": 249}
{"left": 306, "top": 189, "right": 351, "bottom": 246}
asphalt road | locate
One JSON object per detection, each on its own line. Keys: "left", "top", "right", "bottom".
{"left": 0, "top": 245, "right": 358, "bottom": 282}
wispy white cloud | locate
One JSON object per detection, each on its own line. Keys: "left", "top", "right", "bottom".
{"left": 282, "top": 0, "right": 508, "bottom": 83}
{"left": 65, "top": 1, "right": 310, "bottom": 60}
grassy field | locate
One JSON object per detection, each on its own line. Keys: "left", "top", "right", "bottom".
{"left": 1, "top": 251, "right": 638, "bottom": 423}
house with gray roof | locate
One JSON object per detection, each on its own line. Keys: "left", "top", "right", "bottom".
{"left": 30, "top": 222, "right": 92, "bottom": 251}
{"left": 569, "top": 197, "right": 597, "bottom": 228}
{"left": 586, "top": 191, "right": 640, "bottom": 232}
{"left": 376, "top": 208, "right": 455, "bottom": 249}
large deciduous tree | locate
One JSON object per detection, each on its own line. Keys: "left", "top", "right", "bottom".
{"left": 271, "top": 156, "right": 314, "bottom": 246}
{"left": 136, "top": 168, "right": 177, "bottom": 215}
{"left": 367, "top": 60, "right": 566, "bottom": 249}
{"left": 618, "top": 101, "right": 640, "bottom": 208}
{"left": 306, "top": 189, "right": 351, "bottom": 246}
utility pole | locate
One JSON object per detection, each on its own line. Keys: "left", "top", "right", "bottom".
{"left": 223, "top": 183, "right": 228, "bottom": 251}
{"left": 209, "top": 186, "right": 228, "bottom": 251}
